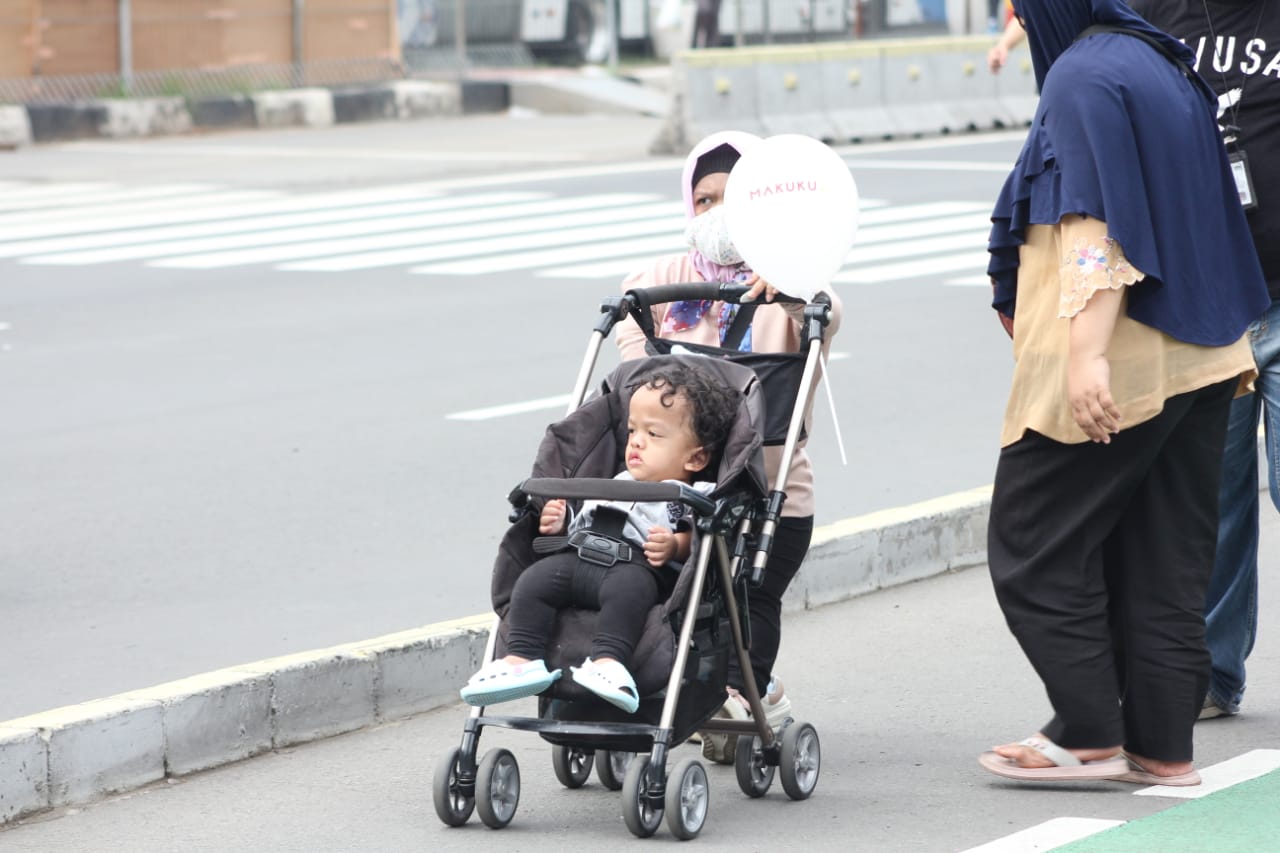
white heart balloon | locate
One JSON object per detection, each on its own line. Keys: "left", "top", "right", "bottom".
{"left": 723, "top": 134, "right": 859, "bottom": 302}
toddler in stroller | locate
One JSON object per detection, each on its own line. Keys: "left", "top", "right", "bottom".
{"left": 458, "top": 361, "right": 740, "bottom": 713}
{"left": 435, "top": 289, "right": 828, "bottom": 837}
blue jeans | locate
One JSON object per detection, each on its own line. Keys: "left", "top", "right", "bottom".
{"left": 1207, "top": 298, "right": 1280, "bottom": 711}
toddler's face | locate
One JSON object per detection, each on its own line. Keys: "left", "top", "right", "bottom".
{"left": 624, "top": 385, "right": 708, "bottom": 483}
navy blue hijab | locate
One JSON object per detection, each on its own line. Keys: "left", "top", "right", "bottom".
{"left": 987, "top": 0, "right": 1268, "bottom": 346}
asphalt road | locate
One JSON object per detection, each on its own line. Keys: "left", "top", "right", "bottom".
{"left": 0, "top": 115, "right": 1026, "bottom": 720}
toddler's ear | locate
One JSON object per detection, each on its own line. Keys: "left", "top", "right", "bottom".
{"left": 685, "top": 446, "right": 711, "bottom": 473}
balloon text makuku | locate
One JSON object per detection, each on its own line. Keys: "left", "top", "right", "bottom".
{"left": 723, "top": 134, "right": 859, "bottom": 302}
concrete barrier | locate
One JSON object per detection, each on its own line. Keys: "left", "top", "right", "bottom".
{"left": 659, "top": 37, "right": 1039, "bottom": 153}
{"left": 0, "top": 105, "right": 33, "bottom": 148}
{"left": 751, "top": 46, "right": 840, "bottom": 140}
{"left": 817, "top": 43, "right": 897, "bottom": 142}
{"left": 995, "top": 53, "right": 1039, "bottom": 126}
{"left": 251, "top": 88, "right": 336, "bottom": 129}
{"left": 675, "top": 48, "right": 768, "bottom": 142}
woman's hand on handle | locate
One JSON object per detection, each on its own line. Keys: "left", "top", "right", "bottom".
{"left": 740, "top": 274, "right": 779, "bottom": 303}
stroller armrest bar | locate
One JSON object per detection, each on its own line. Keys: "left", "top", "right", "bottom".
{"left": 518, "top": 477, "right": 715, "bottom": 516}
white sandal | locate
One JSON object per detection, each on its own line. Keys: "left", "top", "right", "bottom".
{"left": 459, "top": 658, "right": 561, "bottom": 707}
{"left": 570, "top": 658, "right": 640, "bottom": 713}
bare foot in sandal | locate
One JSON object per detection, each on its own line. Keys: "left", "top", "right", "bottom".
{"left": 993, "top": 733, "right": 1122, "bottom": 768}
{"left": 1114, "top": 752, "right": 1200, "bottom": 786}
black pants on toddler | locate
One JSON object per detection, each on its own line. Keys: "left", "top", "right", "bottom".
{"left": 504, "top": 550, "right": 663, "bottom": 667}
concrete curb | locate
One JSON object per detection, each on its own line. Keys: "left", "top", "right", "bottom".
{"left": 0, "top": 488, "right": 991, "bottom": 825}
{"left": 4, "top": 80, "right": 502, "bottom": 145}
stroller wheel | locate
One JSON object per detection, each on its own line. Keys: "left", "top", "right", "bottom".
{"left": 595, "top": 749, "right": 634, "bottom": 791}
{"left": 779, "top": 722, "right": 821, "bottom": 800}
{"left": 476, "top": 748, "right": 521, "bottom": 828}
{"left": 432, "top": 747, "right": 475, "bottom": 827}
{"left": 665, "top": 757, "right": 710, "bottom": 840}
{"left": 734, "top": 734, "right": 775, "bottom": 798}
{"left": 552, "top": 745, "right": 595, "bottom": 789}
{"left": 621, "top": 755, "right": 663, "bottom": 838}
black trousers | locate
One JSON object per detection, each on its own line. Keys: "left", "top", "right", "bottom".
{"left": 504, "top": 550, "right": 660, "bottom": 667}
{"left": 988, "top": 379, "right": 1235, "bottom": 762}
{"left": 727, "top": 515, "right": 814, "bottom": 694}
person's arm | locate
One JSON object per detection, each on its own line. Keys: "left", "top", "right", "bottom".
{"left": 988, "top": 16, "right": 1025, "bottom": 73}
{"left": 1058, "top": 214, "right": 1145, "bottom": 443}
{"left": 1068, "top": 288, "right": 1123, "bottom": 443}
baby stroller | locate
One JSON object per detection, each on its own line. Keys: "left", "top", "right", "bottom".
{"left": 432, "top": 282, "right": 834, "bottom": 840}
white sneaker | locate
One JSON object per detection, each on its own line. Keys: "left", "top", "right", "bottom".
{"left": 762, "top": 678, "right": 793, "bottom": 730}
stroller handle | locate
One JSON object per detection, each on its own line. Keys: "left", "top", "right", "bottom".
{"left": 516, "top": 477, "right": 716, "bottom": 517}
{"left": 625, "top": 282, "right": 807, "bottom": 311}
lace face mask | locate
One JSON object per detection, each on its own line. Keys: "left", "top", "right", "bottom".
{"left": 684, "top": 205, "right": 743, "bottom": 266}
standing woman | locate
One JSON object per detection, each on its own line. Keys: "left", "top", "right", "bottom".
{"left": 616, "top": 131, "right": 843, "bottom": 762}
{"left": 980, "top": 0, "right": 1268, "bottom": 785}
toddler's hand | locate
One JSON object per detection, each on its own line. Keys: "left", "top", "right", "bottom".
{"left": 643, "top": 526, "right": 677, "bottom": 566}
{"left": 539, "top": 499, "right": 568, "bottom": 535}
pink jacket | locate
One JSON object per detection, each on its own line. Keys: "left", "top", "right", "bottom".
{"left": 617, "top": 253, "right": 843, "bottom": 519}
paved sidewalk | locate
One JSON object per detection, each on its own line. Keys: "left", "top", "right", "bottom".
{"left": 1, "top": 514, "right": 1276, "bottom": 852}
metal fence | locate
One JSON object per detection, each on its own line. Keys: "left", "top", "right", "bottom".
{"left": 0, "top": 0, "right": 974, "bottom": 105}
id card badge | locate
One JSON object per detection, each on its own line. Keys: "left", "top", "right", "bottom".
{"left": 1229, "top": 150, "right": 1259, "bottom": 211}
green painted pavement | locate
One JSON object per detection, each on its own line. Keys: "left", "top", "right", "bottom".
{"left": 1056, "top": 769, "right": 1280, "bottom": 852}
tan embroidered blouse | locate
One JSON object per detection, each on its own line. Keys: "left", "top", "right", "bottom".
{"left": 1001, "top": 216, "right": 1256, "bottom": 448}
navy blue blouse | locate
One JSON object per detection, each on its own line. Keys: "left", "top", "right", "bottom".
{"left": 988, "top": 0, "right": 1268, "bottom": 346}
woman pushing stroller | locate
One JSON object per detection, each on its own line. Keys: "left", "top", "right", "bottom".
{"left": 459, "top": 361, "right": 739, "bottom": 713}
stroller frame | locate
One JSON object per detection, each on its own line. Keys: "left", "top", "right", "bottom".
{"left": 434, "top": 282, "right": 834, "bottom": 839}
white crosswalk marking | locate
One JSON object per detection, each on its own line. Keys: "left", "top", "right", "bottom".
{"left": 0, "top": 183, "right": 218, "bottom": 213}
{"left": 0, "top": 180, "right": 997, "bottom": 284}
{"left": 163, "top": 197, "right": 674, "bottom": 271}
{"left": 0, "top": 182, "right": 456, "bottom": 243}
{"left": 25, "top": 192, "right": 622, "bottom": 266}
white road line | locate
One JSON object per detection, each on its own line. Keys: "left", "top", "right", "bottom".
{"left": 0, "top": 182, "right": 116, "bottom": 205}
{"left": 1133, "top": 748, "right": 1280, "bottom": 800}
{"left": 958, "top": 817, "right": 1124, "bottom": 853}
{"left": 944, "top": 274, "right": 993, "bottom": 286}
{"left": 844, "top": 158, "right": 1014, "bottom": 173}
{"left": 0, "top": 184, "right": 455, "bottom": 243}
{"left": 174, "top": 199, "right": 676, "bottom": 272}
{"left": 847, "top": 230, "right": 988, "bottom": 265}
{"left": 412, "top": 234, "right": 685, "bottom": 276}
{"left": 446, "top": 395, "right": 573, "bottom": 421}
{"left": 266, "top": 213, "right": 680, "bottom": 274}
{"left": 854, "top": 212, "right": 991, "bottom": 245}
{"left": 0, "top": 183, "right": 218, "bottom": 213}
{"left": 419, "top": 212, "right": 988, "bottom": 277}
{"left": 832, "top": 252, "right": 989, "bottom": 284}
{"left": 27, "top": 194, "right": 659, "bottom": 267}
{"left": 0, "top": 189, "right": 286, "bottom": 227}
{"left": 0, "top": 193, "right": 533, "bottom": 259}
{"left": 540, "top": 254, "right": 678, "bottom": 279}
{"left": 858, "top": 200, "right": 989, "bottom": 226}
{"left": 55, "top": 142, "right": 590, "bottom": 163}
